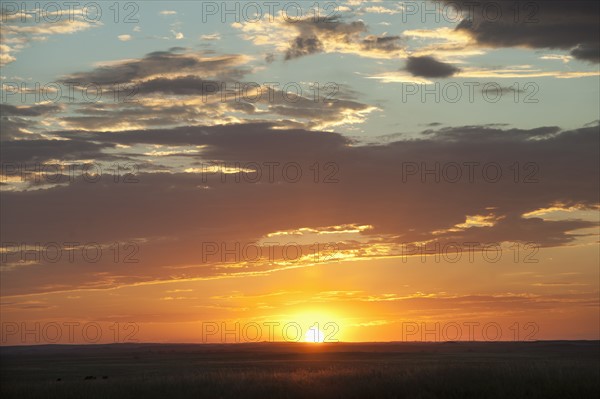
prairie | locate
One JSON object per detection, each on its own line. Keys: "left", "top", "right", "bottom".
{"left": 1, "top": 341, "right": 598, "bottom": 398}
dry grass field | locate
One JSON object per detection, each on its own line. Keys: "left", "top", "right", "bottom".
{"left": 1, "top": 341, "right": 598, "bottom": 398}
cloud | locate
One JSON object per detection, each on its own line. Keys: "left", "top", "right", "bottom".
{"left": 0, "top": 15, "right": 102, "bottom": 65}
{"left": 369, "top": 64, "right": 599, "bottom": 83}
{"left": 0, "top": 44, "right": 17, "bottom": 66}
{"left": 50, "top": 48, "right": 376, "bottom": 131}
{"left": 234, "top": 14, "right": 405, "bottom": 60}
{"left": 0, "top": 138, "right": 114, "bottom": 164}
{"left": 402, "top": 27, "right": 484, "bottom": 59}
{"left": 135, "top": 76, "right": 222, "bottom": 95}
{"left": 0, "top": 103, "right": 63, "bottom": 140}
{"left": 405, "top": 56, "right": 461, "bottom": 78}
{"left": 540, "top": 54, "right": 573, "bottom": 63}
{"left": 363, "top": 6, "right": 400, "bottom": 15}
{"left": 58, "top": 88, "right": 376, "bottom": 132}
{"left": 440, "top": 0, "right": 600, "bottom": 63}
{"left": 1, "top": 121, "right": 598, "bottom": 295}
{"left": 570, "top": 43, "right": 599, "bottom": 63}
{"left": 118, "top": 34, "right": 132, "bottom": 42}
{"left": 1, "top": 103, "right": 62, "bottom": 117}
{"left": 61, "top": 48, "right": 252, "bottom": 85}
{"left": 285, "top": 36, "right": 324, "bottom": 60}
{"left": 455, "top": 67, "right": 599, "bottom": 79}
{"left": 200, "top": 33, "right": 221, "bottom": 41}
{"left": 2, "top": 19, "right": 99, "bottom": 36}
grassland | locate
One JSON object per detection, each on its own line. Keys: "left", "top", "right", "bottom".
{"left": 1, "top": 341, "right": 598, "bottom": 398}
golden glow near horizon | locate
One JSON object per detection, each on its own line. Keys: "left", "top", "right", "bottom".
{"left": 2, "top": 240, "right": 598, "bottom": 344}
{"left": 305, "top": 327, "right": 325, "bottom": 343}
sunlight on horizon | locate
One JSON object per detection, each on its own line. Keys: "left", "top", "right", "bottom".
{"left": 305, "top": 326, "right": 325, "bottom": 343}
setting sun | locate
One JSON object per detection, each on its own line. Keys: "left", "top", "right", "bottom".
{"left": 305, "top": 326, "right": 325, "bottom": 343}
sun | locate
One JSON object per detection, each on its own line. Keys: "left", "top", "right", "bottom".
{"left": 305, "top": 326, "right": 325, "bottom": 343}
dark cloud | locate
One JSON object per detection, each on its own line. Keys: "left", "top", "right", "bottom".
{"left": 420, "top": 125, "right": 560, "bottom": 141}
{"left": 137, "top": 76, "right": 222, "bottom": 95}
{"left": 281, "top": 15, "right": 403, "bottom": 60}
{"left": 0, "top": 116, "right": 39, "bottom": 141}
{"left": 481, "top": 85, "right": 525, "bottom": 97}
{"left": 0, "top": 104, "right": 63, "bottom": 140}
{"left": 2, "top": 122, "right": 598, "bottom": 296}
{"left": 61, "top": 49, "right": 250, "bottom": 85}
{"left": 0, "top": 139, "right": 114, "bottom": 164}
{"left": 441, "top": 0, "right": 600, "bottom": 62}
{"left": 255, "top": 88, "right": 375, "bottom": 128}
{"left": 285, "top": 36, "right": 324, "bottom": 60}
{"left": 56, "top": 102, "right": 222, "bottom": 131}
{"left": 57, "top": 122, "right": 349, "bottom": 157}
{"left": 0, "top": 103, "right": 62, "bottom": 117}
{"left": 47, "top": 48, "right": 376, "bottom": 130}
{"left": 570, "top": 43, "right": 600, "bottom": 63}
{"left": 301, "top": 15, "right": 365, "bottom": 36}
{"left": 361, "top": 35, "right": 403, "bottom": 52}
{"left": 43, "top": 85, "right": 375, "bottom": 133}
{"left": 7, "top": 123, "right": 597, "bottom": 231}
{"left": 51, "top": 85, "right": 374, "bottom": 131}
{"left": 264, "top": 53, "right": 276, "bottom": 63}
{"left": 405, "top": 56, "right": 460, "bottom": 78}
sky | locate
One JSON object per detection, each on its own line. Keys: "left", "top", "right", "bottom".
{"left": 0, "top": 0, "right": 599, "bottom": 345}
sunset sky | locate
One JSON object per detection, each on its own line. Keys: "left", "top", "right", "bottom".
{"left": 1, "top": 1, "right": 599, "bottom": 345}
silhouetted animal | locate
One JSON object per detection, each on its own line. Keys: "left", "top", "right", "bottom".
{"left": 102, "top": 376, "right": 108, "bottom": 379}
{"left": 56, "top": 378, "right": 62, "bottom": 382}
{"left": 84, "top": 376, "right": 96, "bottom": 380}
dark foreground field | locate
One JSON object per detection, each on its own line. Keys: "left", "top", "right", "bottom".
{"left": 1, "top": 341, "right": 598, "bottom": 399}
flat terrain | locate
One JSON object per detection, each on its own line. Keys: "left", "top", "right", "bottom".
{"left": 1, "top": 341, "right": 598, "bottom": 398}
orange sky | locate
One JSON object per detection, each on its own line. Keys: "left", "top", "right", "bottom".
{"left": 2, "top": 232, "right": 598, "bottom": 344}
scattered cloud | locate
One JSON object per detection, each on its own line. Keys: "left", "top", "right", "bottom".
{"left": 200, "top": 33, "right": 221, "bottom": 41}
{"left": 405, "top": 56, "right": 461, "bottom": 78}
{"left": 0, "top": 13, "right": 102, "bottom": 65}
{"left": 234, "top": 14, "right": 405, "bottom": 60}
